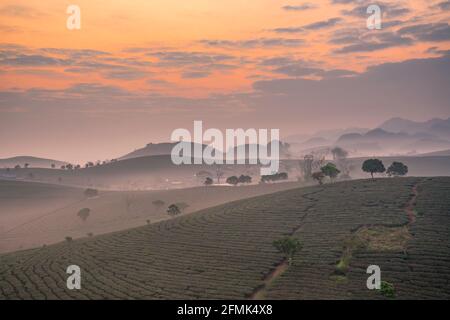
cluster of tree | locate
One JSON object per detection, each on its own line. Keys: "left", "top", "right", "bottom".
{"left": 312, "top": 162, "right": 341, "bottom": 185}
{"left": 60, "top": 164, "right": 82, "bottom": 170}
{"left": 260, "top": 172, "right": 288, "bottom": 183}
{"left": 362, "top": 159, "right": 408, "bottom": 180}
{"left": 167, "top": 202, "right": 189, "bottom": 217}
{"left": 225, "top": 175, "right": 252, "bottom": 186}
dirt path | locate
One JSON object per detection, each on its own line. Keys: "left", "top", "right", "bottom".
{"left": 249, "top": 260, "right": 289, "bottom": 299}
{"left": 405, "top": 184, "right": 419, "bottom": 225}
{"left": 249, "top": 188, "right": 323, "bottom": 300}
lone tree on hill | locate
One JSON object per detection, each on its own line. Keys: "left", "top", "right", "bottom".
{"left": 387, "top": 162, "right": 408, "bottom": 177}
{"left": 320, "top": 163, "right": 341, "bottom": 182}
{"left": 312, "top": 171, "right": 325, "bottom": 185}
{"left": 273, "top": 236, "right": 302, "bottom": 266}
{"left": 362, "top": 159, "right": 385, "bottom": 180}
{"left": 77, "top": 208, "right": 91, "bottom": 222}
{"left": 204, "top": 177, "right": 213, "bottom": 186}
{"left": 167, "top": 204, "right": 181, "bottom": 216}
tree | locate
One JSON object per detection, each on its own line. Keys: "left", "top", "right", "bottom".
{"left": 77, "top": 208, "right": 91, "bottom": 221}
{"left": 387, "top": 162, "right": 408, "bottom": 177}
{"left": 312, "top": 171, "right": 325, "bottom": 185}
{"left": 362, "top": 159, "right": 385, "bottom": 180}
{"left": 238, "top": 175, "right": 252, "bottom": 184}
{"left": 167, "top": 204, "right": 181, "bottom": 216}
{"left": 204, "top": 177, "right": 213, "bottom": 186}
{"left": 320, "top": 163, "right": 341, "bottom": 182}
{"left": 380, "top": 281, "right": 395, "bottom": 298}
{"left": 226, "top": 176, "right": 239, "bottom": 186}
{"left": 273, "top": 237, "right": 302, "bottom": 265}
{"left": 14, "top": 164, "right": 21, "bottom": 170}
{"left": 261, "top": 172, "right": 288, "bottom": 183}
{"left": 66, "top": 164, "right": 73, "bottom": 170}
{"left": 24, "top": 163, "right": 30, "bottom": 169}
{"left": 51, "top": 163, "right": 56, "bottom": 169}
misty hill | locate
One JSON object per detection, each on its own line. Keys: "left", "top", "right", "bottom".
{"left": 379, "top": 117, "right": 450, "bottom": 139}
{"left": 0, "top": 156, "right": 67, "bottom": 169}
{"left": 1, "top": 177, "right": 449, "bottom": 299}
{"left": 119, "top": 142, "right": 213, "bottom": 160}
{"left": 336, "top": 128, "right": 450, "bottom": 156}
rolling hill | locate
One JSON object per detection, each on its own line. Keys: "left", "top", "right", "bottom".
{"left": 0, "top": 156, "right": 67, "bottom": 169}
{"left": 0, "top": 179, "right": 301, "bottom": 253}
{"left": 1, "top": 177, "right": 449, "bottom": 299}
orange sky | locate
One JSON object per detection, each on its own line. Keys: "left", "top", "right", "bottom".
{"left": 1, "top": 0, "right": 448, "bottom": 97}
{"left": 1, "top": 0, "right": 450, "bottom": 162}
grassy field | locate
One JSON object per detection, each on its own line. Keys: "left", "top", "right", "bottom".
{"left": 0, "top": 177, "right": 449, "bottom": 299}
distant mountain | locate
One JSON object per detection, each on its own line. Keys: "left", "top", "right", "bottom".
{"left": 0, "top": 156, "right": 67, "bottom": 169}
{"left": 336, "top": 127, "right": 450, "bottom": 156}
{"left": 284, "top": 127, "right": 368, "bottom": 143}
{"left": 378, "top": 117, "right": 450, "bottom": 139}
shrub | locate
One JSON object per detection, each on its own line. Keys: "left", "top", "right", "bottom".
{"left": 273, "top": 236, "right": 302, "bottom": 265}
{"left": 380, "top": 281, "right": 395, "bottom": 298}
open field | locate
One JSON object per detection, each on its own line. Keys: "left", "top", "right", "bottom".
{"left": 0, "top": 177, "right": 449, "bottom": 299}
{"left": 0, "top": 180, "right": 301, "bottom": 253}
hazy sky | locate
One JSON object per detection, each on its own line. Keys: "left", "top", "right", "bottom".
{"left": 1, "top": 0, "right": 450, "bottom": 163}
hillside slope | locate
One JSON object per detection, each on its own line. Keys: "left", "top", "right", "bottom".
{"left": 0, "top": 177, "right": 449, "bottom": 299}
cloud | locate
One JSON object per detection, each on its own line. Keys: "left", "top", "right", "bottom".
{"left": 304, "top": 17, "right": 343, "bottom": 30}
{"left": 149, "top": 51, "right": 234, "bottom": 66}
{"left": 199, "top": 38, "right": 304, "bottom": 48}
{"left": 0, "top": 54, "right": 72, "bottom": 66}
{"left": 282, "top": 3, "right": 317, "bottom": 11}
{"left": 342, "top": 2, "right": 410, "bottom": 18}
{"left": 398, "top": 23, "right": 450, "bottom": 42}
{"left": 273, "top": 65, "right": 324, "bottom": 77}
{"left": 273, "top": 18, "right": 342, "bottom": 34}
{"left": 182, "top": 71, "right": 211, "bottom": 79}
{"left": 0, "top": 5, "right": 41, "bottom": 18}
{"left": 431, "top": 1, "right": 450, "bottom": 11}
{"left": 332, "top": 29, "right": 414, "bottom": 53}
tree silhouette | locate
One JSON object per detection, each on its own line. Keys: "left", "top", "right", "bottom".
{"left": 167, "top": 204, "right": 181, "bottom": 216}
{"left": 226, "top": 176, "right": 239, "bottom": 186}
{"left": 387, "top": 162, "right": 408, "bottom": 177}
{"left": 362, "top": 159, "right": 386, "bottom": 180}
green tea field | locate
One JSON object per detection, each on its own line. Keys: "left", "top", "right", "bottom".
{"left": 0, "top": 177, "right": 449, "bottom": 299}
